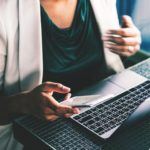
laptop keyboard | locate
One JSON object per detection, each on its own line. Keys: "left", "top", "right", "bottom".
{"left": 17, "top": 116, "right": 101, "bottom": 150}
{"left": 73, "top": 80, "right": 150, "bottom": 137}
{"left": 131, "top": 58, "right": 150, "bottom": 79}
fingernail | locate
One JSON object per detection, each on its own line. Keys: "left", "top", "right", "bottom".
{"left": 102, "top": 36, "right": 110, "bottom": 41}
{"left": 62, "top": 86, "right": 71, "bottom": 92}
{"left": 105, "top": 44, "right": 111, "bottom": 48}
{"left": 64, "top": 93, "right": 71, "bottom": 100}
{"left": 106, "top": 30, "right": 112, "bottom": 34}
{"left": 64, "top": 114, "right": 72, "bottom": 118}
{"left": 73, "top": 108, "right": 80, "bottom": 114}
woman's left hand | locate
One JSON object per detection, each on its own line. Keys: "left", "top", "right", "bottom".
{"left": 102, "top": 15, "right": 141, "bottom": 57}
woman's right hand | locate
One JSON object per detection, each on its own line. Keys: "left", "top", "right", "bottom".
{"left": 19, "top": 82, "right": 79, "bottom": 121}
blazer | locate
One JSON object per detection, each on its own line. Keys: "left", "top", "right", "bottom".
{"left": 0, "top": 0, "right": 124, "bottom": 149}
{"left": 0, "top": 0, "right": 124, "bottom": 95}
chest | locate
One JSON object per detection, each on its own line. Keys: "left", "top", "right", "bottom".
{"left": 40, "top": 0, "right": 78, "bottom": 29}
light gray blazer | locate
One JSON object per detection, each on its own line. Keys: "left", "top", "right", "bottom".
{"left": 0, "top": 0, "right": 124, "bottom": 96}
{"left": 0, "top": 1, "right": 124, "bottom": 149}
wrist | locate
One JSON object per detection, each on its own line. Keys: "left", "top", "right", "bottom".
{"left": 0, "top": 92, "right": 29, "bottom": 125}
{"left": 10, "top": 91, "right": 29, "bottom": 114}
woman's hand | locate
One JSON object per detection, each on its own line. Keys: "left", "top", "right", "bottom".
{"left": 20, "top": 82, "right": 79, "bottom": 121}
{"left": 102, "top": 15, "right": 141, "bottom": 57}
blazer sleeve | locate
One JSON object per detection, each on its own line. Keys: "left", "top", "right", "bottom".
{"left": 0, "top": 19, "right": 7, "bottom": 92}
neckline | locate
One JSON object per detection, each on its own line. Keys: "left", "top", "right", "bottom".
{"left": 41, "top": 0, "right": 79, "bottom": 31}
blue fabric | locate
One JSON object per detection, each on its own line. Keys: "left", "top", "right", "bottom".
{"left": 117, "top": 0, "right": 136, "bottom": 22}
{"left": 117, "top": 0, "right": 150, "bottom": 52}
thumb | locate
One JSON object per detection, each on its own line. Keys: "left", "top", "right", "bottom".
{"left": 122, "top": 15, "right": 134, "bottom": 28}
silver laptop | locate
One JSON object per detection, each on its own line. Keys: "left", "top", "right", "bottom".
{"left": 14, "top": 59, "right": 150, "bottom": 149}
{"left": 62, "top": 69, "right": 150, "bottom": 139}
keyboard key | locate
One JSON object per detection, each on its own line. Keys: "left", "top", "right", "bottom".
{"left": 79, "top": 115, "right": 92, "bottom": 123}
{"left": 85, "top": 119, "right": 95, "bottom": 126}
{"left": 95, "top": 127, "right": 104, "bottom": 133}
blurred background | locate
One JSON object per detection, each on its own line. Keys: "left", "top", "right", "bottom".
{"left": 117, "top": 0, "right": 150, "bottom": 53}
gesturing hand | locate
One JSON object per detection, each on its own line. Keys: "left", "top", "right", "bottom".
{"left": 103, "top": 15, "right": 141, "bottom": 57}
{"left": 21, "top": 82, "right": 79, "bottom": 121}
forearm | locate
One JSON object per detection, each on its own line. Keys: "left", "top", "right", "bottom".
{"left": 0, "top": 93, "right": 27, "bottom": 125}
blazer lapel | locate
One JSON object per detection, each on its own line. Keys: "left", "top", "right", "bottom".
{"left": 90, "top": 0, "right": 124, "bottom": 73}
{"left": 19, "top": 0, "right": 43, "bottom": 91}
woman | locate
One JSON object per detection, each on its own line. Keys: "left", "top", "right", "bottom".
{"left": 0, "top": 0, "right": 141, "bottom": 149}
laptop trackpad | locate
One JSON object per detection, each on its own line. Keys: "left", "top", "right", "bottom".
{"left": 108, "top": 70, "right": 147, "bottom": 90}
{"left": 122, "top": 97, "right": 150, "bottom": 127}
{"left": 110, "top": 97, "right": 150, "bottom": 139}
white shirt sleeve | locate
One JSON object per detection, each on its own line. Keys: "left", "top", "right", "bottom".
{"left": 0, "top": 20, "right": 23, "bottom": 150}
{"left": 0, "top": 19, "right": 6, "bottom": 92}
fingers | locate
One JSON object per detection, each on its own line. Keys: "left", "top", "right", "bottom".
{"left": 55, "top": 104, "right": 79, "bottom": 116}
{"left": 102, "top": 15, "right": 141, "bottom": 57}
{"left": 64, "top": 93, "right": 72, "bottom": 101}
{"left": 64, "top": 113, "right": 74, "bottom": 118}
{"left": 44, "top": 108, "right": 79, "bottom": 121}
{"left": 106, "top": 28, "right": 139, "bottom": 37}
{"left": 31, "top": 83, "right": 79, "bottom": 122}
{"left": 38, "top": 82, "right": 71, "bottom": 94}
{"left": 105, "top": 43, "right": 139, "bottom": 57}
{"left": 103, "top": 33, "right": 141, "bottom": 57}
{"left": 45, "top": 94, "right": 79, "bottom": 117}
{"left": 43, "top": 104, "right": 79, "bottom": 121}
{"left": 63, "top": 108, "right": 80, "bottom": 118}
{"left": 103, "top": 35, "right": 140, "bottom": 46}
{"left": 44, "top": 106, "right": 79, "bottom": 121}
{"left": 36, "top": 95, "right": 79, "bottom": 121}
{"left": 45, "top": 115, "right": 59, "bottom": 121}
{"left": 46, "top": 94, "right": 77, "bottom": 114}
{"left": 40, "top": 92, "right": 59, "bottom": 111}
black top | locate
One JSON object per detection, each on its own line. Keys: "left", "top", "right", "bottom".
{"left": 41, "top": 0, "right": 105, "bottom": 93}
